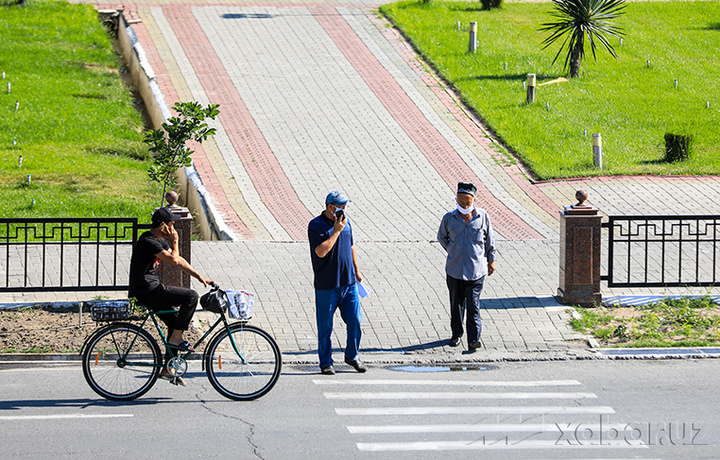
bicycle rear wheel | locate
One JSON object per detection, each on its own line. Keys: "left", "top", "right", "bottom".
{"left": 82, "top": 322, "right": 161, "bottom": 401}
{"left": 205, "top": 323, "right": 281, "bottom": 401}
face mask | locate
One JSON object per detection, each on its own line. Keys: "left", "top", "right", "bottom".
{"left": 457, "top": 203, "right": 474, "bottom": 215}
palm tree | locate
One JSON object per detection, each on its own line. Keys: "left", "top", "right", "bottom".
{"left": 540, "top": 0, "right": 626, "bottom": 78}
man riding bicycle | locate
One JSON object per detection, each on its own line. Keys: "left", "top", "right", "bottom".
{"left": 128, "top": 206, "right": 214, "bottom": 382}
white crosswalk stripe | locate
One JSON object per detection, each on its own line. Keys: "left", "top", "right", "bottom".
{"left": 314, "top": 377, "right": 649, "bottom": 455}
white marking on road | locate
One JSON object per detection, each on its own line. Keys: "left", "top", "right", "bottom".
{"left": 355, "top": 440, "right": 648, "bottom": 451}
{"left": 346, "top": 423, "right": 630, "bottom": 434}
{"left": 313, "top": 379, "right": 582, "bottom": 386}
{"left": 325, "top": 392, "right": 597, "bottom": 400}
{"left": 336, "top": 406, "right": 616, "bottom": 416}
{"left": 0, "top": 414, "right": 134, "bottom": 421}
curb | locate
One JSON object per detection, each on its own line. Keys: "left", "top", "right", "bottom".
{"left": 3, "top": 347, "right": 720, "bottom": 369}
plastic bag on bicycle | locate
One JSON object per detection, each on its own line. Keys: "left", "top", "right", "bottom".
{"left": 225, "top": 290, "right": 254, "bottom": 320}
{"left": 200, "top": 284, "right": 229, "bottom": 313}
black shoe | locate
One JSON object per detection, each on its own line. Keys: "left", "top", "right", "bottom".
{"left": 449, "top": 337, "right": 461, "bottom": 347}
{"left": 344, "top": 358, "right": 367, "bottom": 373}
{"left": 320, "top": 365, "right": 335, "bottom": 375}
{"left": 469, "top": 340, "right": 482, "bottom": 350}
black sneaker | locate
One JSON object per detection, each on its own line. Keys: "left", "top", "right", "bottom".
{"left": 449, "top": 337, "right": 461, "bottom": 347}
{"left": 320, "top": 365, "right": 335, "bottom": 375}
{"left": 469, "top": 340, "right": 482, "bottom": 350}
{"left": 344, "top": 358, "right": 367, "bottom": 373}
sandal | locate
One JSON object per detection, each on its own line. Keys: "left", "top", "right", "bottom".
{"left": 167, "top": 340, "right": 194, "bottom": 352}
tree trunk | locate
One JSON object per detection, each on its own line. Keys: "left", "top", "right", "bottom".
{"left": 569, "top": 34, "right": 584, "bottom": 78}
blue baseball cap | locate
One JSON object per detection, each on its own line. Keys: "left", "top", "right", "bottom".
{"left": 325, "top": 190, "right": 350, "bottom": 206}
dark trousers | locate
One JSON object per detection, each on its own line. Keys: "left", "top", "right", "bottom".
{"left": 447, "top": 275, "right": 485, "bottom": 344}
{"left": 134, "top": 284, "right": 199, "bottom": 336}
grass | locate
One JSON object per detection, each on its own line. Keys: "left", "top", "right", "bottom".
{"left": 570, "top": 296, "right": 720, "bottom": 347}
{"left": 0, "top": 0, "right": 160, "bottom": 219}
{"left": 380, "top": 1, "right": 720, "bottom": 179}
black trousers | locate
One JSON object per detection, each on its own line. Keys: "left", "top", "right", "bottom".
{"left": 134, "top": 284, "right": 199, "bottom": 336}
{"left": 446, "top": 275, "right": 485, "bottom": 344}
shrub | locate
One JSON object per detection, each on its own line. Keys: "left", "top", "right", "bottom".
{"left": 481, "top": 0, "right": 502, "bottom": 10}
{"left": 664, "top": 133, "right": 693, "bottom": 162}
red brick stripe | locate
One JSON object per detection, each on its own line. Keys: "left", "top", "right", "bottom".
{"left": 313, "top": 7, "right": 542, "bottom": 240}
{"left": 98, "top": 4, "right": 255, "bottom": 239}
{"left": 163, "top": 5, "right": 312, "bottom": 240}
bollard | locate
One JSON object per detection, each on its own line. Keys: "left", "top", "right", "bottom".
{"left": 593, "top": 133, "right": 603, "bottom": 169}
{"left": 468, "top": 22, "right": 477, "bottom": 53}
{"left": 15, "top": 101, "right": 19, "bottom": 111}
{"left": 526, "top": 73, "right": 536, "bottom": 104}
{"left": 7, "top": 82, "right": 10, "bottom": 93}
{"left": 674, "top": 78, "right": 678, "bottom": 88}
{"left": 27, "top": 174, "right": 31, "bottom": 185}
{"left": 18, "top": 155, "right": 22, "bottom": 167}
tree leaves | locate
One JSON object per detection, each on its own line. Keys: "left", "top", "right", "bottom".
{"left": 539, "top": 0, "right": 626, "bottom": 77}
{"left": 143, "top": 102, "right": 219, "bottom": 205}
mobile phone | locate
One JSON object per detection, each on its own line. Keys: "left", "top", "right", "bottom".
{"left": 159, "top": 223, "right": 170, "bottom": 236}
{"left": 335, "top": 209, "right": 344, "bottom": 220}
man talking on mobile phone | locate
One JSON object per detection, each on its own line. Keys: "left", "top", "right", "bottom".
{"left": 308, "top": 191, "right": 366, "bottom": 375}
{"left": 128, "top": 207, "right": 214, "bottom": 384}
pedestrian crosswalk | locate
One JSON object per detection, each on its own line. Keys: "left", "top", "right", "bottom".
{"left": 313, "top": 377, "right": 650, "bottom": 455}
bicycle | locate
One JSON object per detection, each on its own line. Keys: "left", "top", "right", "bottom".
{"left": 81, "top": 285, "right": 281, "bottom": 401}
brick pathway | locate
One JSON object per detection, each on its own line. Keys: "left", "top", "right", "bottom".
{"left": 6, "top": 1, "right": 720, "bottom": 365}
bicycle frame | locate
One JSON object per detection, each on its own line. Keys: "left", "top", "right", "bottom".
{"left": 118, "top": 308, "right": 249, "bottom": 370}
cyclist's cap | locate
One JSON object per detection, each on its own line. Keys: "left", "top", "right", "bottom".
{"left": 325, "top": 190, "right": 350, "bottom": 206}
{"left": 151, "top": 206, "right": 180, "bottom": 227}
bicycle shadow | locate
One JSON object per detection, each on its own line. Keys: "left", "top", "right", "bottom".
{"left": 0, "top": 397, "right": 173, "bottom": 410}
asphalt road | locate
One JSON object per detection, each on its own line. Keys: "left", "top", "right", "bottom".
{"left": 1, "top": 359, "right": 717, "bottom": 459}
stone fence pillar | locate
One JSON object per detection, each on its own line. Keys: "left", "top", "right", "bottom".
{"left": 157, "top": 205, "right": 193, "bottom": 289}
{"left": 558, "top": 190, "right": 602, "bottom": 306}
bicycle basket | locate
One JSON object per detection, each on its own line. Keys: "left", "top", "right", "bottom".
{"left": 200, "top": 284, "right": 229, "bottom": 313}
{"left": 225, "top": 290, "right": 254, "bottom": 320}
{"left": 90, "top": 300, "right": 131, "bottom": 322}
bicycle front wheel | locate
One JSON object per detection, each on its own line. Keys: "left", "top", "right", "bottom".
{"left": 205, "top": 323, "right": 281, "bottom": 401}
{"left": 82, "top": 322, "right": 162, "bottom": 401}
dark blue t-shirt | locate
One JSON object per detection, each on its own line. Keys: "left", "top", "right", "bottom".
{"left": 308, "top": 213, "right": 355, "bottom": 291}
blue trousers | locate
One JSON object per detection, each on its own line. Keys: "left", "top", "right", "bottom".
{"left": 315, "top": 283, "right": 362, "bottom": 369}
{"left": 447, "top": 275, "right": 484, "bottom": 344}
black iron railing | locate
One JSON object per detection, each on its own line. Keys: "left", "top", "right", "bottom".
{"left": 602, "top": 215, "right": 720, "bottom": 288}
{"left": 0, "top": 218, "right": 151, "bottom": 292}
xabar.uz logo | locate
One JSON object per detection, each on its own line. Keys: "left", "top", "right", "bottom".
{"left": 555, "top": 420, "right": 706, "bottom": 446}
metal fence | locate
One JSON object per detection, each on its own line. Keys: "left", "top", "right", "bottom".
{"left": 602, "top": 215, "right": 720, "bottom": 288}
{"left": 0, "top": 218, "right": 150, "bottom": 292}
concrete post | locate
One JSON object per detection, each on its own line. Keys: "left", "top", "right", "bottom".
{"left": 558, "top": 190, "right": 602, "bottom": 306}
{"left": 526, "top": 74, "right": 536, "bottom": 104}
{"left": 157, "top": 205, "right": 193, "bottom": 288}
{"left": 468, "top": 22, "right": 478, "bottom": 53}
{"left": 593, "top": 133, "right": 602, "bottom": 169}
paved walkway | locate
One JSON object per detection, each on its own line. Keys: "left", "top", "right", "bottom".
{"left": 5, "top": 1, "right": 720, "bottom": 365}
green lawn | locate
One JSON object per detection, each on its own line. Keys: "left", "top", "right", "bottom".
{"left": 380, "top": 1, "right": 720, "bottom": 179}
{"left": 0, "top": 0, "right": 160, "bottom": 219}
